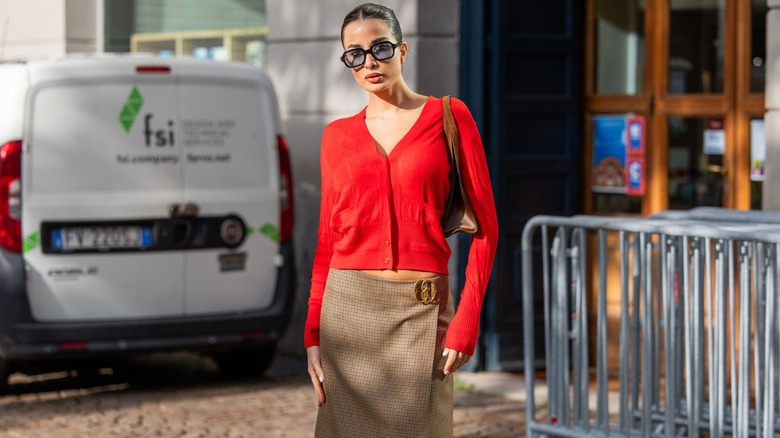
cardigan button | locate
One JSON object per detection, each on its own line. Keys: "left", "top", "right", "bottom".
{"left": 385, "top": 240, "right": 390, "bottom": 246}
{"left": 384, "top": 257, "right": 389, "bottom": 264}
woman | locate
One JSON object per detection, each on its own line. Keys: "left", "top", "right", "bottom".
{"left": 305, "top": 3, "right": 498, "bottom": 437}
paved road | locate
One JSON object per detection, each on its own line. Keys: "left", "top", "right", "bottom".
{"left": 0, "top": 352, "right": 523, "bottom": 437}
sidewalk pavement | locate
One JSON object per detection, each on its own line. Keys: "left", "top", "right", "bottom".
{"left": 456, "top": 370, "right": 547, "bottom": 403}
{"left": 276, "top": 352, "right": 544, "bottom": 404}
{"left": 1, "top": 352, "right": 531, "bottom": 438}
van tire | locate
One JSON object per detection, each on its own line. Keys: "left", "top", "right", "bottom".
{"left": 212, "top": 345, "right": 276, "bottom": 378}
{"left": 0, "top": 359, "right": 9, "bottom": 391}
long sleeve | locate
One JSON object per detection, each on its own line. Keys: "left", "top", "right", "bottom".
{"left": 443, "top": 98, "right": 499, "bottom": 356}
{"left": 303, "top": 129, "right": 337, "bottom": 348}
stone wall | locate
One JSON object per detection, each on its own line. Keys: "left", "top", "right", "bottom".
{"left": 764, "top": 0, "right": 780, "bottom": 209}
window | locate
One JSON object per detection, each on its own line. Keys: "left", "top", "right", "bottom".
{"left": 595, "top": 0, "right": 646, "bottom": 95}
{"left": 668, "top": 0, "right": 725, "bottom": 94}
{"left": 104, "top": 0, "right": 267, "bottom": 66}
{"left": 131, "top": 28, "right": 267, "bottom": 66}
{"left": 750, "top": 0, "right": 767, "bottom": 92}
{"left": 586, "top": 0, "right": 766, "bottom": 214}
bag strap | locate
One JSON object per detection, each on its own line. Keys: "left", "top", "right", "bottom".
{"left": 442, "top": 95, "right": 462, "bottom": 178}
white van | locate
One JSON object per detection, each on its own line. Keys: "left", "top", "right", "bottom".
{"left": 0, "top": 55, "right": 295, "bottom": 383}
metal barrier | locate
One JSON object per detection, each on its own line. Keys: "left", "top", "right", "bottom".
{"left": 522, "top": 214, "right": 780, "bottom": 437}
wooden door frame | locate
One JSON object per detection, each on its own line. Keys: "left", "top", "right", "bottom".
{"left": 735, "top": 0, "right": 767, "bottom": 209}
{"left": 584, "top": 0, "right": 763, "bottom": 214}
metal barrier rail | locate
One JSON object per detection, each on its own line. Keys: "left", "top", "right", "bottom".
{"left": 522, "top": 215, "right": 780, "bottom": 437}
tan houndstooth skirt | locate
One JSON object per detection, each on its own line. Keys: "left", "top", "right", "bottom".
{"left": 315, "top": 269, "right": 455, "bottom": 438}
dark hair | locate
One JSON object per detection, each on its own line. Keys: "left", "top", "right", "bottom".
{"left": 341, "top": 3, "right": 403, "bottom": 46}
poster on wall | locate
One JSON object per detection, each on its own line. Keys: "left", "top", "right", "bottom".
{"left": 703, "top": 118, "right": 725, "bottom": 155}
{"left": 750, "top": 119, "right": 766, "bottom": 181}
{"left": 592, "top": 115, "right": 645, "bottom": 195}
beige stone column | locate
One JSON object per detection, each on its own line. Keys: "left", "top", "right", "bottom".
{"left": 0, "top": 0, "right": 68, "bottom": 60}
{"left": 764, "top": 0, "right": 780, "bottom": 209}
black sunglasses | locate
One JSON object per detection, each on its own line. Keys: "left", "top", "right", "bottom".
{"left": 340, "top": 41, "right": 400, "bottom": 68}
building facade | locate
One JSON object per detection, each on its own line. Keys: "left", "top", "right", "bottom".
{"left": 0, "top": 0, "right": 775, "bottom": 371}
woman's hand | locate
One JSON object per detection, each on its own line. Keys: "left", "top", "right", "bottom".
{"left": 306, "top": 346, "right": 326, "bottom": 406}
{"left": 442, "top": 348, "right": 471, "bottom": 376}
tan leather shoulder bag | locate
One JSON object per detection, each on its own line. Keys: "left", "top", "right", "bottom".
{"left": 441, "top": 96, "right": 478, "bottom": 237}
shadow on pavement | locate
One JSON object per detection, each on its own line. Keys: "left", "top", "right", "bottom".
{"left": 1, "top": 350, "right": 307, "bottom": 396}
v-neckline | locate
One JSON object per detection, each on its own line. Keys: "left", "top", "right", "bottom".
{"left": 361, "top": 96, "right": 432, "bottom": 159}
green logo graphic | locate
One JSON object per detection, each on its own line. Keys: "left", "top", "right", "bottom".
{"left": 119, "top": 86, "right": 144, "bottom": 132}
{"left": 23, "top": 232, "right": 39, "bottom": 254}
{"left": 259, "top": 223, "right": 280, "bottom": 243}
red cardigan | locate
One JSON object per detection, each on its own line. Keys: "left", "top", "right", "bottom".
{"left": 304, "top": 96, "right": 498, "bottom": 355}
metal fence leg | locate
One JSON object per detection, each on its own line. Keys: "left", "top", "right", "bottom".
{"left": 736, "top": 242, "right": 752, "bottom": 437}
{"left": 683, "top": 236, "right": 699, "bottom": 438}
{"left": 632, "top": 234, "right": 642, "bottom": 430}
{"left": 522, "top": 221, "right": 539, "bottom": 436}
{"left": 641, "top": 232, "right": 654, "bottom": 437}
{"left": 762, "top": 244, "right": 778, "bottom": 436}
{"left": 619, "top": 231, "right": 631, "bottom": 433}
{"left": 570, "top": 228, "right": 590, "bottom": 430}
{"left": 662, "top": 235, "right": 674, "bottom": 437}
{"left": 714, "top": 240, "right": 727, "bottom": 437}
{"left": 597, "top": 229, "right": 609, "bottom": 432}
{"left": 753, "top": 242, "right": 767, "bottom": 438}
{"left": 550, "top": 227, "right": 571, "bottom": 427}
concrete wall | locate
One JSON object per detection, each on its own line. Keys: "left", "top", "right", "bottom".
{"left": 764, "top": 2, "right": 780, "bottom": 209}
{"left": 0, "top": 0, "right": 67, "bottom": 59}
{"left": 265, "top": 0, "right": 461, "bottom": 354}
{"left": 0, "top": 0, "right": 103, "bottom": 59}
{"left": 66, "top": 0, "right": 100, "bottom": 53}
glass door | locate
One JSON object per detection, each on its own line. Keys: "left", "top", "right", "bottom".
{"left": 588, "top": 0, "right": 648, "bottom": 214}
{"left": 667, "top": 116, "right": 726, "bottom": 209}
{"left": 664, "top": 0, "right": 729, "bottom": 211}
{"left": 585, "top": 0, "right": 765, "bottom": 214}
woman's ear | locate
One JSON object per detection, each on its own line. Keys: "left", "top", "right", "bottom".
{"left": 400, "top": 41, "right": 408, "bottom": 64}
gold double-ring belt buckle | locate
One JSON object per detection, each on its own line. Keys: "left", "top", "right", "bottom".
{"left": 414, "top": 279, "right": 438, "bottom": 305}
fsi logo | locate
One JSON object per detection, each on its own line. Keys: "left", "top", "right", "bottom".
{"left": 118, "top": 86, "right": 143, "bottom": 132}
{"left": 143, "top": 114, "right": 175, "bottom": 147}
{"left": 118, "top": 86, "right": 175, "bottom": 147}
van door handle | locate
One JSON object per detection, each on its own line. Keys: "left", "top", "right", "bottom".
{"left": 169, "top": 202, "right": 200, "bottom": 218}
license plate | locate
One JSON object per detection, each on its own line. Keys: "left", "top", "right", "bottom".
{"left": 51, "top": 226, "right": 153, "bottom": 251}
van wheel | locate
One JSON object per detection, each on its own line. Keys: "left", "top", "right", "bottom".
{"left": 212, "top": 345, "right": 276, "bottom": 378}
